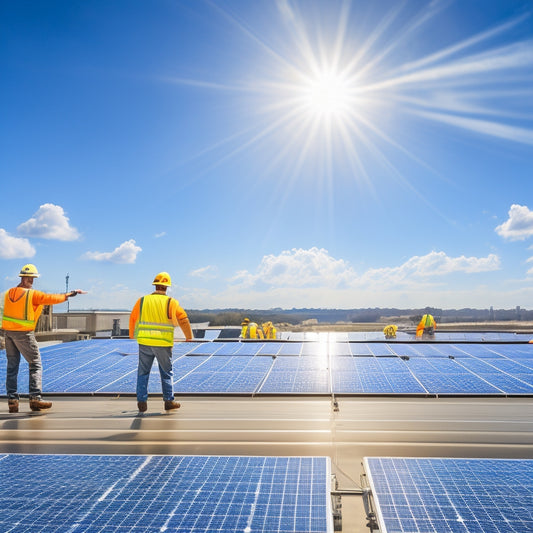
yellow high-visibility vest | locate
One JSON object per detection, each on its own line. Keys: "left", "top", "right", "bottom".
{"left": 243, "top": 322, "right": 264, "bottom": 339}
{"left": 263, "top": 323, "right": 277, "bottom": 339}
{"left": 135, "top": 294, "right": 175, "bottom": 347}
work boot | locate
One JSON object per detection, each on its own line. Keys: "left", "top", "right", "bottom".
{"left": 29, "top": 398, "right": 52, "bottom": 411}
{"left": 164, "top": 400, "right": 180, "bottom": 411}
{"left": 8, "top": 399, "right": 19, "bottom": 413}
{"left": 137, "top": 401, "right": 147, "bottom": 413}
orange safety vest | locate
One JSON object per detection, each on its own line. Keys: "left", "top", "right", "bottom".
{"left": 2, "top": 288, "right": 39, "bottom": 331}
{"left": 134, "top": 294, "right": 176, "bottom": 347}
{"left": 416, "top": 314, "right": 436, "bottom": 337}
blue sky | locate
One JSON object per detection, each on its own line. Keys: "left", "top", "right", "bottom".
{"left": 1, "top": 0, "right": 532, "bottom": 311}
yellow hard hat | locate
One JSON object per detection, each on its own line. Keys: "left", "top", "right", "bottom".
{"left": 19, "top": 264, "right": 40, "bottom": 278}
{"left": 242, "top": 317, "right": 250, "bottom": 325}
{"left": 152, "top": 271, "right": 171, "bottom": 287}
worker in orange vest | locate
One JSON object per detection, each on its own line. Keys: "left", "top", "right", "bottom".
{"left": 1, "top": 264, "right": 85, "bottom": 413}
{"left": 416, "top": 314, "right": 436, "bottom": 337}
{"left": 129, "top": 271, "right": 193, "bottom": 413}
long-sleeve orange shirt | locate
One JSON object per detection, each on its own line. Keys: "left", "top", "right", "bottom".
{"left": 2, "top": 287, "right": 68, "bottom": 332}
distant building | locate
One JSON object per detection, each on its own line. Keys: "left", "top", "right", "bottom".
{"left": 53, "top": 311, "right": 131, "bottom": 338}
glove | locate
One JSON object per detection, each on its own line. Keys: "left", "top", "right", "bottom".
{"left": 68, "top": 289, "right": 87, "bottom": 297}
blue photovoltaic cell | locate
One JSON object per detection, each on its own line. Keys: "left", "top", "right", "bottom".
{"left": 405, "top": 358, "right": 502, "bottom": 394}
{"left": 368, "top": 344, "right": 395, "bottom": 357}
{"left": 187, "top": 343, "right": 223, "bottom": 356}
{"left": 278, "top": 343, "right": 303, "bottom": 356}
{"left": 210, "top": 342, "right": 245, "bottom": 356}
{"left": 453, "top": 358, "right": 533, "bottom": 394}
{"left": 331, "top": 357, "right": 427, "bottom": 394}
{"left": 232, "top": 342, "right": 264, "bottom": 356}
{"left": 0, "top": 454, "right": 332, "bottom": 533}
{"left": 257, "top": 342, "right": 283, "bottom": 355}
{"left": 175, "top": 356, "right": 275, "bottom": 393}
{"left": 365, "top": 457, "right": 533, "bottom": 533}
{"left": 328, "top": 343, "right": 352, "bottom": 356}
{"left": 259, "top": 356, "right": 330, "bottom": 393}
{"left": 349, "top": 343, "right": 374, "bottom": 356}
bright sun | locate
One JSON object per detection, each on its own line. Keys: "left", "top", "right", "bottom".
{"left": 303, "top": 69, "right": 354, "bottom": 118}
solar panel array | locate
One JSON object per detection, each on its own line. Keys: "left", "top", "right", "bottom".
{"left": 0, "top": 338, "right": 532, "bottom": 396}
{"left": 365, "top": 457, "right": 533, "bottom": 533}
{"left": 0, "top": 454, "right": 332, "bottom": 533}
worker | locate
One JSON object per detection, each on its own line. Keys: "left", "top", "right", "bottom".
{"left": 262, "top": 321, "right": 277, "bottom": 340}
{"left": 239, "top": 318, "right": 250, "bottom": 338}
{"left": 383, "top": 324, "right": 398, "bottom": 339}
{"left": 240, "top": 318, "right": 264, "bottom": 339}
{"left": 1, "top": 264, "right": 85, "bottom": 413}
{"left": 416, "top": 314, "right": 436, "bottom": 337}
{"left": 129, "top": 271, "right": 193, "bottom": 413}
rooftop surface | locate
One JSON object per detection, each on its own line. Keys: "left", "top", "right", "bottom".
{"left": 0, "top": 334, "right": 532, "bottom": 532}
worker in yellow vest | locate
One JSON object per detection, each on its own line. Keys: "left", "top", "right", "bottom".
{"left": 1, "top": 264, "right": 85, "bottom": 413}
{"left": 383, "top": 324, "right": 398, "bottom": 339}
{"left": 262, "top": 321, "right": 277, "bottom": 340}
{"left": 129, "top": 271, "right": 193, "bottom": 413}
{"left": 240, "top": 318, "right": 264, "bottom": 339}
{"left": 416, "top": 314, "right": 436, "bottom": 337}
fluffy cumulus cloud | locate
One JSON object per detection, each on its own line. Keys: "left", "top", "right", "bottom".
{"left": 17, "top": 203, "right": 80, "bottom": 241}
{"left": 83, "top": 239, "right": 142, "bottom": 264}
{"left": 360, "top": 251, "right": 501, "bottom": 288}
{"left": 190, "top": 265, "right": 219, "bottom": 280}
{"left": 229, "top": 247, "right": 356, "bottom": 289}
{"left": 228, "top": 248, "right": 500, "bottom": 291}
{"left": 495, "top": 204, "right": 533, "bottom": 241}
{"left": 0, "top": 229, "right": 35, "bottom": 259}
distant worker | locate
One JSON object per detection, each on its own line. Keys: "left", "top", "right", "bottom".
{"left": 262, "top": 321, "right": 277, "bottom": 340}
{"left": 416, "top": 314, "right": 436, "bottom": 337}
{"left": 240, "top": 318, "right": 264, "bottom": 339}
{"left": 239, "top": 318, "right": 250, "bottom": 338}
{"left": 129, "top": 271, "right": 193, "bottom": 413}
{"left": 383, "top": 324, "right": 398, "bottom": 339}
{"left": 1, "top": 264, "right": 86, "bottom": 413}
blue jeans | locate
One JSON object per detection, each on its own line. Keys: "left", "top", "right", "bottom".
{"left": 136, "top": 344, "right": 174, "bottom": 402}
{"left": 4, "top": 330, "right": 42, "bottom": 400}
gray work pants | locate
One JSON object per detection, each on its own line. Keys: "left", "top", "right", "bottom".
{"left": 4, "top": 330, "right": 42, "bottom": 399}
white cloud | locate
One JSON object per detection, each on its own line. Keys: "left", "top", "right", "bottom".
{"left": 495, "top": 204, "right": 533, "bottom": 241}
{"left": 83, "top": 239, "right": 142, "bottom": 264}
{"left": 190, "top": 265, "right": 219, "bottom": 280}
{"left": 359, "top": 250, "right": 500, "bottom": 288}
{"left": 155, "top": 231, "right": 166, "bottom": 238}
{"left": 17, "top": 203, "right": 80, "bottom": 241}
{"left": 227, "top": 248, "right": 499, "bottom": 292}
{"left": 229, "top": 247, "right": 356, "bottom": 289}
{"left": 0, "top": 229, "right": 36, "bottom": 259}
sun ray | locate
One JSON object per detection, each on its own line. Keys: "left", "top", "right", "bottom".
{"left": 164, "top": 0, "right": 533, "bottom": 209}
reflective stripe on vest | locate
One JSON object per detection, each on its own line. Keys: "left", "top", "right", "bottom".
{"left": 2, "top": 289, "right": 35, "bottom": 330}
{"left": 135, "top": 294, "right": 175, "bottom": 346}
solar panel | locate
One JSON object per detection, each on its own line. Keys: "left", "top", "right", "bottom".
{"left": 453, "top": 358, "right": 533, "bottom": 394}
{"left": 0, "top": 454, "right": 332, "bottom": 533}
{"left": 365, "top": 457, "right": 533, "bottom": 533}
{"left": 0, "top": 339, "right": 531, "bottom": 396}
{"left": 405, "top": 358, "right": 502, "bottom": 394}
